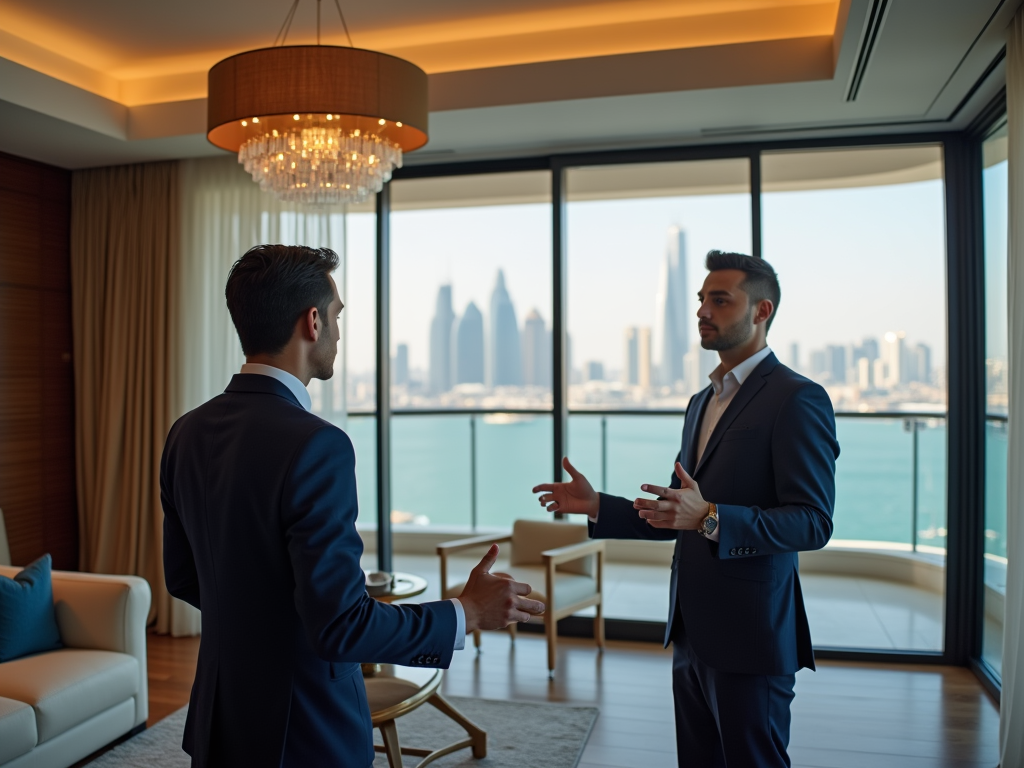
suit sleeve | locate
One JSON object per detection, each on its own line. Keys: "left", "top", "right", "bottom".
{"left": 282, "top": 425, "right": 457, "bottom": 667}
{"left": 161, "top": 424, "right": 202, "bottom": 610}
{"left": 716, "top": 382, "right": 839, "bottom": 559}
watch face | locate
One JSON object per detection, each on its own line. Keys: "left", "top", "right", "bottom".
{"left": 703, "top": 517, "right": 718, "bottom": 535}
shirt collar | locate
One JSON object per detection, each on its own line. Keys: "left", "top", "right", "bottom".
{"left": 709, "top": 345, "right": 773, "bottom": 395}
{"left": 240, "top": 363, "right": 312, "bottom": 412}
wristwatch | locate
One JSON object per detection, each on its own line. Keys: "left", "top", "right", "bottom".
{"left": 698, "top": 502, "right": 718, "bottom": 537}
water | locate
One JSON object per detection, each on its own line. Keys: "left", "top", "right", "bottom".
{"left": 339, "top": 412, "right": 989, "bottom": 554}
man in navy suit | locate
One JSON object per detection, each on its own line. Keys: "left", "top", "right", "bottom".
{"left": 162, "top": 245, "right": 544, "bottom": 768}
{"left": 533, "top": 251, "right": 839, "bottom": 767}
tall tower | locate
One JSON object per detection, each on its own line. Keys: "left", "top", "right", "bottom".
{"left": 522, "top": 309, "right": 550, "bottom": 388}
{"left": 652, "top": 226, "right": 689, "bottom": 387}
{"left": 429, "top": 284, "right": 455, "bottom": 394}
{"left": 624, "top": 327, "right": 639, "bottom": 385}
{"left": 453, "top": 302, "right": 484, "bottom": 385}
{"left": 394, "top": 343, "right": 409, "bottom": 387}
{"left": 638, "top": 327, "right": 652, "bottom": 389}
{"left": 488, "top": 270, "right": 522, "bottom": 386}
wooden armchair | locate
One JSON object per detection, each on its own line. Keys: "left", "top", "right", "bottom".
{"left": 437, "top": 519, "right": 605, "bottom": 676}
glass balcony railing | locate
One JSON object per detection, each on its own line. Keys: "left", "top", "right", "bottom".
{"left": 349, "top": 410, "right": 950, "bottom": 555}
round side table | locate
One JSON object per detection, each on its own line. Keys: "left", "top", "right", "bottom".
{"left": 365, "top": 664, "right": 487, "bottom": 768}
{"left": 371, "top": 572, "right": 427, "bottom": 604}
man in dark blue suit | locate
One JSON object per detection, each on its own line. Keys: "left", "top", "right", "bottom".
{"left": 533, "top": 251, "right": 839, "bottom": 767}
{"left": 161, "top": 245, "right": 543, "bottom": 768}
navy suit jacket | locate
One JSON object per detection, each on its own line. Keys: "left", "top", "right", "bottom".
{"left": 592, "top": 353, "right": 839, "bottom": 676}
{"left": 161, "top": 374, "right": 457, "bottom": 768}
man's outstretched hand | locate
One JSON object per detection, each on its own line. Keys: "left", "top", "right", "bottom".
{"left": 458, "top": 544, "right": 545, "bottom": 633}
{"left": 633, "top": 461, "right": 708, "bottom": 530}
{"left": 532, "top": 457, "right": 599, "bottom": 517}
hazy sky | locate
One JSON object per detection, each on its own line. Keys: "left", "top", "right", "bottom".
{"left": 341, "top": 177, "right": 951, "bottom": 376}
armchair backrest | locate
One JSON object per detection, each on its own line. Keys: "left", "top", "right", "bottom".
{"left": 510, "top": 519, "right": 593, "bottom": 577}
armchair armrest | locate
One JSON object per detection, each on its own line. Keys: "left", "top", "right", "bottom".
{"left": 541, "top": 539, "right": 606, "bottom": 567}
{"left": 437, "top": 533, "right": 513, "bottom": 600}
{"left": 0, "top": 566, "right": 152, "bottom": 728}
{"left": 436, "top": 533, "right": 512, "bottom": 557}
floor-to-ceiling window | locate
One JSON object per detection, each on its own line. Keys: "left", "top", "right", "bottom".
{"left": 981, "top": 121, "right": 1009, "bottom": 678}
{"left": 564, "top": 157, "right": 753, "bottom": 621}
{"left": 761, "top": 145, "right": 948, "bottom": 652}
{"left": 339, "top": 200, "right": 379, "bottom": 527}
{"left": 387, "top": 171, "right": 553, "bottom": 538}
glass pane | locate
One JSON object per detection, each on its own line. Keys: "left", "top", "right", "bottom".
{"left": 566, "top": 159, "right": 751, "bottom": 409}
{"left": 982, "top": 121, "right": 1008, "bottom": 677}
{"left": 346, "top": 207, "right": 378, "bottom": 412}
{"left": 390, "top": 172, "right": 552, "bottom": 409}
{"left": 476, "top": 415, "right": 553, "bottom": 528}
{"left": 391, "top": 415, "right": 473, "bottom": 530}
{"left": 763, "top": 145, "right": 947, "bottom": 652}
{"left": 347, "top": 414, "right": 377, "bottom": 529}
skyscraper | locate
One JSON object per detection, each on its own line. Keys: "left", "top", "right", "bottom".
{"left": 394, "top": 343, "right": 409, "bottom": 387}
{"left": 881, "top": 331, "right": 907, "bottom": 388}
{"left": 652, "top": 226, "right": 689, "bottom": 387}
{"left": 625, "top": 327, "right": 639, "bottom": 385}
{"left": 429, "top": 284, "right": 455, "bottom": 394}
{"left": 521, "top": 308, "right": 550, "bottom": 388}
{"left": 624, "top": 326, "right": 652, "bottom": 388}
{"left": 685, "top": 341, "right": 718, "bottom": 396}
{"left": 453, "top": 302, "right": 484, "bottom": 385}
{"left": 488, "top": 270, "right": 522, "bottom": 386}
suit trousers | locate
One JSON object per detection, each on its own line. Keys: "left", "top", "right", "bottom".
{"left": 671, "top": 623, "right": 796, "bottom": 768}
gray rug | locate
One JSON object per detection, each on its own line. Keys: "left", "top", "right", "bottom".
{"left": 86, "top": 697, "right": 598, "bottom": 768}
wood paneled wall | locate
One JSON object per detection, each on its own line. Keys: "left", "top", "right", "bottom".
{"left": 0, "top": 151, "right": 78, "bottom": 569}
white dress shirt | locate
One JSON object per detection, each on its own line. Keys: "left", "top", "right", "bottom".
{"left": 695, "top": 345, "right": 773, "bottom": 542}
{"left": 240, "top": 363, "right": 467, "bottom": 651}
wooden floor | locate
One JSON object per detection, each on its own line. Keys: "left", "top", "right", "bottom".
{"left": 146, "top": 631, "right": 1000, "bottom": 767}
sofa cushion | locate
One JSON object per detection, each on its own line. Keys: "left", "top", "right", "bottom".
{"left": 0, "top": 648, "right": 138, "bottom": 743}
{"left": 0, "top": 554, "right": 63, "bottom": 662}
{"left": 0, "top": 696, "right": 36, "bottom": 763}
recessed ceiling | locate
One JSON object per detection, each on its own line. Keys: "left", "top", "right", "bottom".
{"left": 0, "top": 0, "right": 1017, "bottom": 169}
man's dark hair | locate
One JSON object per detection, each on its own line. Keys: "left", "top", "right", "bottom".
{"left": 225, "top": 244, "right": 340, "bottom": 356}
{"left": 704, "top": 250, "right": 781, "bottom": 331}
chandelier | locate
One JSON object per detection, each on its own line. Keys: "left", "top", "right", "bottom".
{"left": 206, "top": 2, "right": 428, "bottom": 204}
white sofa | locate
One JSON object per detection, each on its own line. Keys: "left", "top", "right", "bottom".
{"left": 0, "top": 565, "right": 151, "bottom": 768}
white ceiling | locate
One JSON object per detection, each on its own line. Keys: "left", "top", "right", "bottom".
{"left": 0, "top": 0, "right": 1016, "bottom": 169}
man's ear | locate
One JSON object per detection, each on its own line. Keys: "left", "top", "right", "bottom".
{"left": 755, "top": 299, "right": 774, "bottom": 326}
{"left": 304, "top": 306, "right": 321, "bottom": 341}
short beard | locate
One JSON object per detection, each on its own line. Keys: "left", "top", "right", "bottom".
{"left": 701, "top": 306, "right": 756, "bottom": 351}
{"left": 310, "top": 324, "right": 337, "bottom": 380}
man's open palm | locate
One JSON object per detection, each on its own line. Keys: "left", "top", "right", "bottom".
{"left": 532, "top": 457, "right": 599, "bottom": 517}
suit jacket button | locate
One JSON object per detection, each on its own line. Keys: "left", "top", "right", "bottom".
{"left": 729, "top": 548, "right": 737, "bottom": 556}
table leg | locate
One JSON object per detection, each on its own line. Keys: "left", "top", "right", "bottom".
{"left": 428, "top": 693, "right": 487, "bottom": 759}
{"left": 379, "top": 720, "right": 404, "bottom": 768}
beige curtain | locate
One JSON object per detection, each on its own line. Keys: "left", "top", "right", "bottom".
{"left": 1004, "top": 9, "right": 1024, "bottom": 766}
{"left": 71, "top": 161, "right": 179, "bottom": 633}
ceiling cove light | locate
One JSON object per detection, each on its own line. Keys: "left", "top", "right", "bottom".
{"left": 206, "top": 0, "right": 427, "bottom": 204}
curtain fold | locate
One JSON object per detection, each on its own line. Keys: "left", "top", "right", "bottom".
{"left": 1003, "top": 9, "right": 1024, "bottom": 766}
{"left": 70, "top": 156, "right": 351, "bottom": 637}
{"left": 71, "top": 161, "right": 178, "bottom": 630}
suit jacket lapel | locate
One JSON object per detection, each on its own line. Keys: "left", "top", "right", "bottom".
{"left": 693, "top": 353, "right": 778, "bottom": 476}
{"left": 682, "top": 386, "right": 713, "bottom": 475}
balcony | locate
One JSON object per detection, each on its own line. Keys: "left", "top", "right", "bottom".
{"left": 348, "top": 410, "right": 1006, "bottom": 655}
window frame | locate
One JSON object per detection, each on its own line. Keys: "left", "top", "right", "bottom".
{"left": 364, "top": 127, "right": 993, "bottom": 683}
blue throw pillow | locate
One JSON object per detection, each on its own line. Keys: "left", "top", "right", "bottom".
{"left": 0, "top": 554, "right": 63, "bottom": 662}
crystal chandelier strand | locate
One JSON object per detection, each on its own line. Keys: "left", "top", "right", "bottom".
{"left": 239, "top": 125, "right": 403, "bottom": 204}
